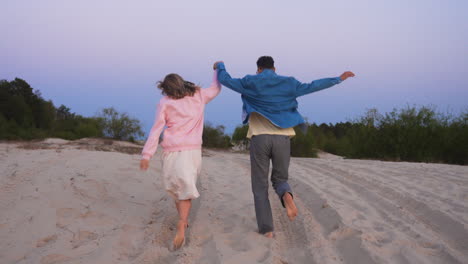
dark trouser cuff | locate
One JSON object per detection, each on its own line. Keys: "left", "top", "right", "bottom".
{"left": 280, "top": 192, "right": 294, "bottom": 208}
{"left": 274, "top": 181, "right": 293, "bottom": 208}
{"left": 259, "top": 228, "right": 274, "bottom": 234}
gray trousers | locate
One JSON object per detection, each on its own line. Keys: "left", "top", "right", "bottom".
{"left": 250, "top": 134, "right": 293, "bottom": 234}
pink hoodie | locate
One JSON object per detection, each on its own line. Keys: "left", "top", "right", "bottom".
{"left": 141, "top": 71, "right": 221, "bottom": 160}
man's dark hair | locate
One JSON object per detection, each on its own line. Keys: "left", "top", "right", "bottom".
{"left": 256, "top": 56, "right": 274, "bottom": 69}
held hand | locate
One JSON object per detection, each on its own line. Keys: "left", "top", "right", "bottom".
{"left": 340, "top": 71, "right": 355, "bottom": 81}
{"left": 213, "top": 61, "right": 223, "bottom": 70}
{"left": 140, "top": 159, "right": 150, "bottom": 171}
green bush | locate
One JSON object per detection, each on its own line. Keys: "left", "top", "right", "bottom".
{"left": 291, "top": 126, "right": 317, "bottom": 157}
{"left": 0, "top": 78, "right": 135, "bottom": 141}
{"left": 97, "top": 107, "right": 144, "bottom": 141}
{"left": 202, "top": 123, "right": 232, "bottom": 148}
{"left": 320, "top": 106, "right": 468, "bottom": 165}
{"left": 232, "top": 124, "right": 249, "bottom": 148}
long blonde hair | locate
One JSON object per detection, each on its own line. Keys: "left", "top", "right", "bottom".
{"left": 157, "top": 73, "right": 199, "bottom": 99}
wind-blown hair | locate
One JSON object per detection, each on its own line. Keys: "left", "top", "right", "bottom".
{"left": 157, "top": 73, "right": 199, "bottom": 99}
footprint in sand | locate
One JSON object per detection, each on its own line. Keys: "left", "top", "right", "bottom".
{"left": 56, "top": 207, "right": 115, "bottom": 228}
{"left": 71, "top": 179, "right": 108, "bottom": 200}
{"left": 40, "top": 254, "right": 71, "bottom": 264}
{"left": 115, "top": 224, "right": 146, "bottom": 261}
{"left": 71, "top": 230, "right": 98, "bottom": 248}
{"left": 328, "top": 226, "right": 360, "bottom": 241}
{"left": 36, "top": 234, "right": 58, "bottom": 247}
{"left": 56, "top": 208, "right": 81, "bottom": 228}
{"left": 80, "top": 210, "right": 115, "bottom": 226}
{"left": 226, "top": 233, "right": 251, "bottom": 252}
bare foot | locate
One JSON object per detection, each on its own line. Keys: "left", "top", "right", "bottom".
{"left": 264, "top": 232, "right": 274, "bottom": 238}
{"left": 172, "top": 221, "right": 187, "bottom": 250}
{"left": 283, "top": 192, "right": 298, "bottom": 221}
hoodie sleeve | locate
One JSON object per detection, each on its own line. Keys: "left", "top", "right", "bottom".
{"left": 141, "top": 101, "right": 166, "bottom": 160}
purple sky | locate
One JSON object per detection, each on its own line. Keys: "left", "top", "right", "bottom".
{"left": 2, "top": 1, "right": 467, "bottom": 135}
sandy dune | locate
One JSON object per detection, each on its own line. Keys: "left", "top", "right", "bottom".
{"left": 1, "top": 139, "right": 467, "bottom": 264}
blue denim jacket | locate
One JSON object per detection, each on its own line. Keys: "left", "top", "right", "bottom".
{"left": 216, "top": 62, "right": 342, "bottom": 128}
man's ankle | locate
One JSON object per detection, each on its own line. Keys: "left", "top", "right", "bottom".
{"left": 283, "top": 192, "right": 293, "bottom": 201}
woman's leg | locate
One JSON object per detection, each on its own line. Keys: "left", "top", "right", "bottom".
{"left": 175, "top": 200, "right": 180, "bottom": 215}
{"left": 173, "top": 199, "right": 191, "bottom": 249}
{"left": 177, "top": 199, "right": 191, "bottom": 224}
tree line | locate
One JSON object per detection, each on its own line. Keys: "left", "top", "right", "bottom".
{"left": 0, "top": 78, "right": 231, "bottom": 148}
{"left": 2, "top": 78, "right": 466, "bottom": 164}
{"left": 0, "top": 78, "right": 143, "bottom": 141}
{"left": 232, "top": 106, "right": 468, "bottom": 165}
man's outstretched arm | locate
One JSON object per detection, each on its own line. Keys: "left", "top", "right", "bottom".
{"left": 213, "top": 61, "right": 246, "bottom": 94}
{"left": 295, "top": 71, "right": 355, "bottom": 97}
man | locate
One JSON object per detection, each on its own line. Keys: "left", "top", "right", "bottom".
{"left": 214, "top": 56, "right": 354, "bottom": 238}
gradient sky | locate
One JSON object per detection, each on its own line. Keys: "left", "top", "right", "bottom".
{"left": 2, "top": 0, "right": 467, "bottom": 135}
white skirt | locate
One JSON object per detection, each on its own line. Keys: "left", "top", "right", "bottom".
{"left": 161, "top": 149, "right": 202, "bottom": 200}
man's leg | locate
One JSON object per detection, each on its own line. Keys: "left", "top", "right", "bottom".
{"left": 250, "top": 135, "right": 274, "bottom": 234}
{"left": 271, "top": 135, "right": 297, "bottom": 221}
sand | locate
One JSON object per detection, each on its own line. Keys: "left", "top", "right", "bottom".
{"left": 0, "top": 138, "right": 467, "bottom": 264}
